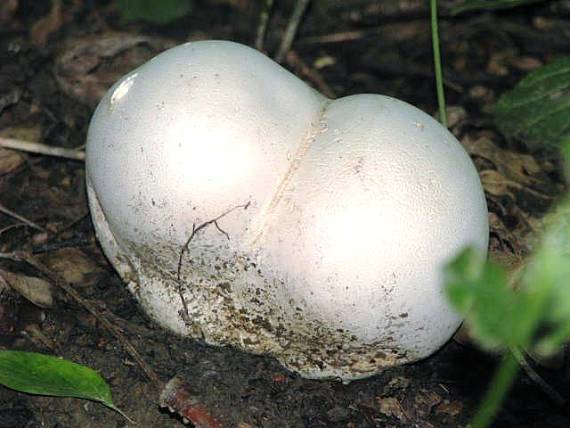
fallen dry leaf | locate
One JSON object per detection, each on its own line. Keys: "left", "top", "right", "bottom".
{"left": 0, "top": 126, "right": 42, "bottom": 143}
{"left": 30, "top": 0, "right": 63, "bottom": 47}
{"left": 377, "top": 396, "right": 411, "bottom": 423}
{"left": 384, "top": 375, "right": 411, "bottom": 393}
{"left": 55, "top": 33, "right": 175, "bottom": 106}
{"left": 38, "top": 248, "right": 101, "bottom": 286}
{"left": 0, "top": 269, "right": 53, "bottom": 308}
{"left": 488, "top": 212, "right": 524, "bottom": 254}
{"left": 480, "top": 169, "right": 518, "bottom": 200}
{"left": 446, "top": 106, "right": 467, "bottom": 129}
{"left": 414, "top": 389, "right": 442, "bottom": 418}
{"left": 463, "top": 137, "right": 548, "bottom": 189}
{"left": 0, "top": 149, "right": 24, "bottom": 176}
{"left": 435, "top": 399, "right": 463, "bottom": 417}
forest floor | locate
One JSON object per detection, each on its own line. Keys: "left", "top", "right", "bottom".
{"left": 1, "top": 0, "right": 570, "bottom": 427}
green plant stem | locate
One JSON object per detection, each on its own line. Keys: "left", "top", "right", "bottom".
{"left": 430, "top": 0, "right": 448, "bottom": 127}
{"left": 472, "top": 351, "right": 519, "bottom": 428}
{"left": 255, "top": 0, "right": 275, "bottom": 50}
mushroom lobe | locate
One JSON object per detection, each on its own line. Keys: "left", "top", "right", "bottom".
{"left": 86, "top": 40, "right": 489, "bottom": 381}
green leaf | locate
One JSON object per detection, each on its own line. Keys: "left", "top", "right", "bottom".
{"left": 445, "top": 248, "right": 523, "bottom": 349}
{"left": 0, "top": 351, "right": 114, "bottom": 406}
{"left": 451, "top": 0, "right": 544, "bottom": 15}
{"left": 524, "top": 200, "right": 570, "bottom": 355}
{"left": 445, "top": 198, "right": 570, "bottom": 358}
{"left": 117, "top": 0, "right": 192, "bottom": 25}
{"left": 494, "top": 57, "right": 570, "bottom": 150}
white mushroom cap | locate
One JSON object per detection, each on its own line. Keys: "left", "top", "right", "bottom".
{"left": 86, "top": 40, "right": 488, "bottom": 381}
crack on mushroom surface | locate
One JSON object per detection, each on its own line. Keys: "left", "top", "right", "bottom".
{"left": 249, "top": 99, "right": 332, "bottom": 247}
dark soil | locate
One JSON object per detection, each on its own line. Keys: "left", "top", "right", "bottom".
{"left": 1, "top": 1, "right": 570, "bottom": 427}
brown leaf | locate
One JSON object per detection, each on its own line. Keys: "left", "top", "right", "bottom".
{"left": 0, "top": 126, "right": 42, "bottom": 143}
{"left": 510, "top": 56, "right": 543, "bottom": 72}
{"left": 435, "top": 400, "right": 463, "bottom": 417}
{"left": 54, "top": 33, "right": 176, "bottom": 106}
{"left": 377, "top": 396, "right": 412, "bottom": 423}
{"left": 480, "top": 169, "right": 518, "bottom": 200}
{"left": 464, "top": 137, "right": 561, "bottom": 237}
{"left": 0, "top": 269, "right": 53, "bottom": 308}
{"left": 30, "top": 0, "right": 63, "bottom": 47}
{"left": 486, "top": 52, "right": 510, "bottom": 77}
{"left": 463, "top": 137, "right": 547, "bottom": 189}
{"left": 414, "top": 389, "right": 442, "bottom": 418}
{"left": 38, "top": 248, "right": 100, "bottom": 286}
{"left": 446, "top": 106, "right": 467, "bottom": 129}
{"left": 488, "top": 213, "right": 522, "bottom": 254}
{"left": 0, "top": 149, "right": 24, "bottom": 177}
{"left": 384, "top": 376, "right": 411, "bottom": 393}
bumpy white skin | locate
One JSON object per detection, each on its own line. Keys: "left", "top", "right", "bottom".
{"left": 86, "top": 40, "right": 489, "bottom": 381}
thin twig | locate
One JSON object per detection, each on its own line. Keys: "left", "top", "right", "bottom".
{"left": 299, "top": 30, "right": 369, "bottom": 45}
{"left": 0, "top": 223, "right": 27, "bottom": 237}
{"left": 512, "top": 347, "right": 566, "bottom": 406}
{"left": 298, "top": 20, "right": 428, "bottom": 46}
{"left": 0, "top": 137, "right": 85, "bottom": 161}
{"left": 286, "top": 50, "right": 336, "bottom": 99}
{"left": 175, "top": 202, "right": 250, "bottom": 325}
{"left": 176, "top": 202, "right": 251, "bottom": 281}
{"left": 275, "top": 0, "right": 311, "bottom": 63}
{"left": 0, "top": 203, "right": 45, "bottom": 231}
{"left": 0, "top": 251, "right": 162, "bottom": 388}
{"left": 255, "top": 0, "right": 274, "bottom": 51}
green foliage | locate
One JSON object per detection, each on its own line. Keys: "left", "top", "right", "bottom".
{"left": 0, "top": 351, "right": 123, "bottom": 415}
{"left": 495, "top": 57, "right": 570, "bottom": 150}
{"left": 451, "top": 0, "right": 544, "bottom": 15}
{"left": 524, "top": 200, "right": 570, "bottom": 355}
{"left": 117, "top": 0, "right": 192, "bottom": 25}
{"left": 446, "top": 250, "right": 523, "bottom": 350}
{"left": 446, "top": 202, "right": 570, "bottom": 354}
{"left": 445, "top": 199, "right": 570, "bottom": 353}
{"left": 445, "top": 194, "right": 570, "bottom": 427}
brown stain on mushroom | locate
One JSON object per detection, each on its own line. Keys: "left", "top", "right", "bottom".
{"left": 124, "top": 237, "right": 417, "bottom": 380}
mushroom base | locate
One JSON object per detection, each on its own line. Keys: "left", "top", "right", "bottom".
{"left": 88, "top": 179, "right": 447, "bottom": 381}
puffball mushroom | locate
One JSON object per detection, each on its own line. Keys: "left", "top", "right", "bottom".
{"left": 86, "top": 40, "right": 488, "bottom": 381}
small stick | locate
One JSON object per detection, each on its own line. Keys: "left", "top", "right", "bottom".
{"left": 0, "top": 137, "right": 85, "bottom": 161}
{"left": 0, "top": 203, "right": 45, "bottom": 232}
{"left": 255, "top": 0, "right": 274, "bottom": 51}
{"left": 160, "top": 376, "right": 222, "bottom": 428}
{"left": 512, "top": 347, "right": 566, "bottom": 407}
{"left": 177, "top": 202, "right": 251, "bottom": 281}
{"left": 275, "top": 0, "right": 311, "bottom": 63}
{"left": 286, "top": 50, "right": 336, "bottom": 99}
{"left": 0, "top": 223, "right": 27, "bottom": 237}
{"left": 176, "top": 202, "right": 250, "bottom": 323}
{"left": 299, "top": 30, "right": 371, "bottom": 45}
